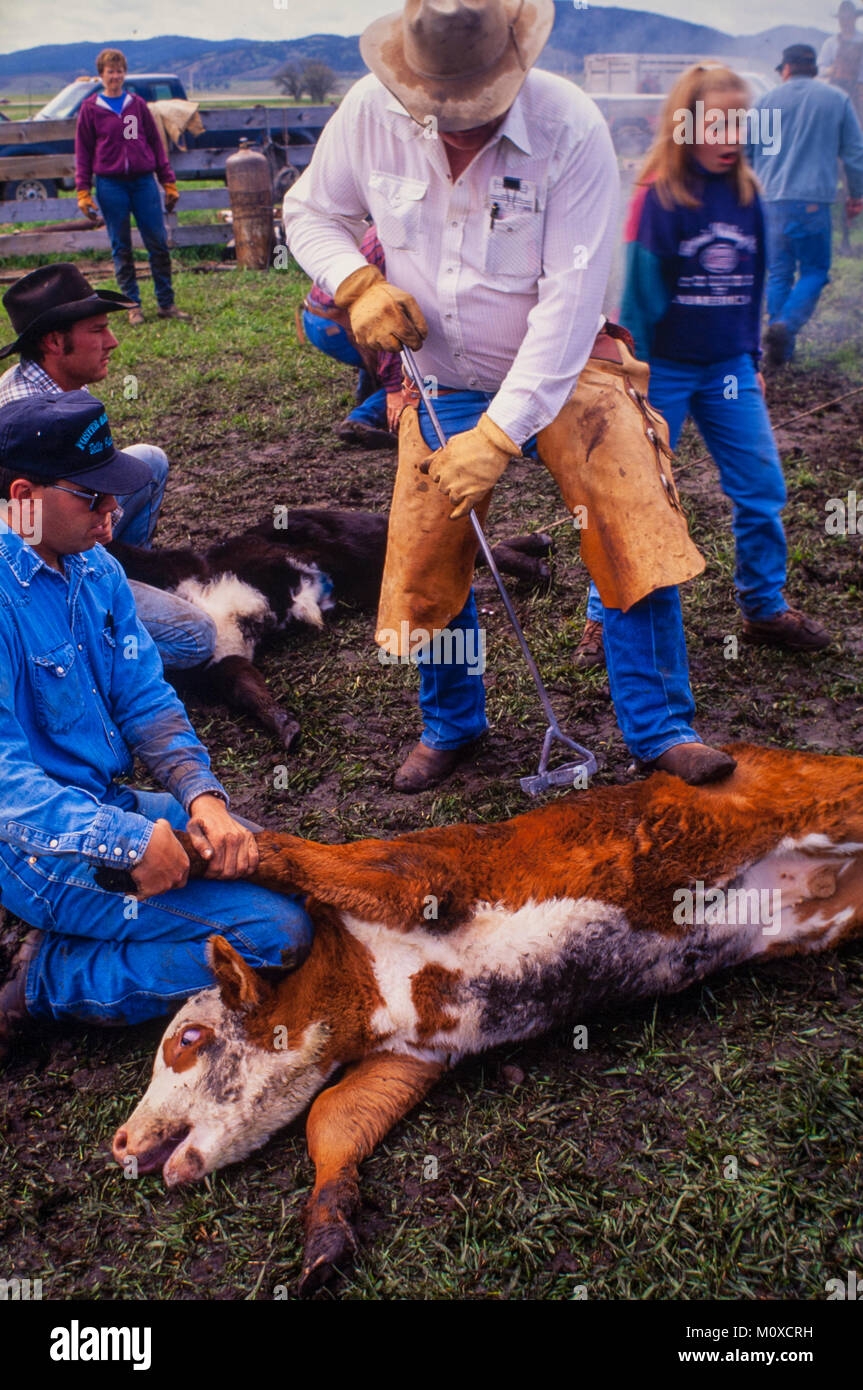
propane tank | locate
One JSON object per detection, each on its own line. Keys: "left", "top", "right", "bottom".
{"left": 225, "top": 139, "right": 274, "bottom": 270}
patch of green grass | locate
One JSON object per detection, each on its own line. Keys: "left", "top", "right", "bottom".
{"left": 2, "top": 234, "right": 863, "bottom": 1301}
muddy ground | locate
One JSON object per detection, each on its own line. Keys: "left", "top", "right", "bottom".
{"left": 0, "top": 260, "right": 862, "bottom": 1301}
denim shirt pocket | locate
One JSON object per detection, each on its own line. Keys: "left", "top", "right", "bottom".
{"left": 368, "top": 171, "right": 428, "bottom": 250}
{"left": 30, "top": 640, "right": 86, "bottom": 734}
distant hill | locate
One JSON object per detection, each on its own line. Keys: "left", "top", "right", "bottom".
{"left": 0, "top": 6, "right": 831, "bottom": 93}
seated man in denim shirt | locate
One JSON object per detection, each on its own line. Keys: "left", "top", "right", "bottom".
{"left": 0, "top": 392, "right": 313, "bottom": 1060}
{"left": 0, "top": 263, "right": 216, "bottom": 669}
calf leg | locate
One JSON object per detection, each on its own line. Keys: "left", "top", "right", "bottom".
{"left": 205, "top": 656, "right": 301, "bottom": 751}
{"left": 300, "top": 1051, "right": 444, "bottom": 1294}
{"left": 483, "top": 542, "right": 551, "bottom": 585}
{"left": 176, "top": 827, "right": 473, "bottom": 929}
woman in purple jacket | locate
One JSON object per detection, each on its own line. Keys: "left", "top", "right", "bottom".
{"left": 76, "top": 48, "right": 189, "bottom": 325}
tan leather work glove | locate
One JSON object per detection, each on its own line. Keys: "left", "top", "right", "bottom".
{"left": 334, "top": 264, "right": 428, "bottom": 353}
{"left": 163, "top": 182, "right": 179, "bottom": 212}
{"left": 77, "top": 190, "right": 99, "bottom": 221}
{"left": 421, "top": 414, "right": 521, "bottom": 519}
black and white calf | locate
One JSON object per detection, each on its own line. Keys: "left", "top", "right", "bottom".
{"left": 110, "top": 510, "right": 552, "bottom": 748}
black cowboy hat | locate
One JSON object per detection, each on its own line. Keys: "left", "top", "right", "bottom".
{"left": 0, "top": 263, "right": 135, "bottom": 360}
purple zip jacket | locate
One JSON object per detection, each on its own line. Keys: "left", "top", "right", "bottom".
{"left": 75, "top": 91, "right": 175, "bottom": 190}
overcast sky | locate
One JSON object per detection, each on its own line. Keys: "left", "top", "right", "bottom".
{"left": 1, "top": 0, "right": 834, "bottom": 56}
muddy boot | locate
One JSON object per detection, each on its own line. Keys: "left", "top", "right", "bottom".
{"left": 574, "top": 618, "right": 605, "bottom": 670}
{"left": 0, "top": 929, "right": 42, "bottom": 1064}
{"left": 394, "top": 738, "right": 483, "bottom": 794}
{"left": 742, "top": 608, "right": 831, "bottom": 652}
{"left": 636, "top": 744, "right": 737, "bottom": 786}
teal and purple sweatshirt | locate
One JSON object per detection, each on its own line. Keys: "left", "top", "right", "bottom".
{"left": 619, "top": 166, "right": 765, "bottom": 368}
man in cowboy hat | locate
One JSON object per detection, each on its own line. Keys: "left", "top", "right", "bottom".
{"left": 748, "top": 43, "right": 863, "bottom": 365}
{"left": 820, "top": 2, "right": 863, "bottom": 114}
{"left": 284, "top": 0, "right": 735, "bottom": 792}
{"left": 0, "top": 391, "right": 313, "bottom": 1060}
{"left": 0, "top": 264, "right": 216, "bottom": 669}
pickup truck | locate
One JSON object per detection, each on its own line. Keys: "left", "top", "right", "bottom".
{"left": 584, "top": 53, "right": 773, "bottom": 157}
{"left": 0, "top": 73, "right": 331, "bottom": 201}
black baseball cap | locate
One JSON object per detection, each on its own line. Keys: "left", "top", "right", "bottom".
{"left": 0, "top": 391, "right": 152, "bottom": 493}
{"left": 776, "top": 44, "right": 818, "bottom": 73}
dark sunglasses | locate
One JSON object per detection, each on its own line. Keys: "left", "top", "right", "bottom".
{"left": 48, "top": 482, "right": 116, "bottom": 512}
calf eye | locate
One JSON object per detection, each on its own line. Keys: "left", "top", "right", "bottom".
{"left": 180, "top": 1027, "right": 203, "bottom": 1047}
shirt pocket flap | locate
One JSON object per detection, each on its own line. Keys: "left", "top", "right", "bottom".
{"left": 369, "top": 171, "right": 428, "bottom": 205}
{"left": 368, "top": 172, "right": 428, "bottom": 250}
{"left": 31, "top": 640, "right": 86, "bottom": 734}
{"left": 32, "top": 641, "right": 77, "bottom": 678}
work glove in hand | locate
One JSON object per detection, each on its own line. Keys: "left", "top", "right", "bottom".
{"left": 421, "top": 414, "right": 521, "bottom": 519}
{"left": 334, "top": 264, "right": 428, "bottom": 353}
{"left": 77, "top": 190, "right": 99, "bottom": 221}
{"left": 163, "top": 182, "right": 179, "bottom": 212}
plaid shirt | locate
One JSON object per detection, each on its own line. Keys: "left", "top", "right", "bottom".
{"left": 0, "top": 357, "right": 88, "bottom": 408}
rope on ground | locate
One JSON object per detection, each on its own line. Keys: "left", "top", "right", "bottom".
{"left": 540, "top": 383, "right": 863, "bottom": 533}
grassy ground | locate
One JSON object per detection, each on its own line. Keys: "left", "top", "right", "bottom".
{"left": 1, "top": 234, "right": 862, "bottom": 1301}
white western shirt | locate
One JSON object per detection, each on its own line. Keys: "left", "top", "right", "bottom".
{"left": 283, "top": 70, "right": 619, "bottom": 446}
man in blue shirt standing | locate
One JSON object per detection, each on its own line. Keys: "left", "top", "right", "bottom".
{"left": 748, "top": 43, "right": 863, "bottom": 365}
{"left": 0, "top": 392, "right": 312, "bottom": 1061}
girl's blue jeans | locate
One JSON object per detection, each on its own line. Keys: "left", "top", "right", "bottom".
{"left": 412, "top": 391, "right": 699, "bottom": 763}
{"left": 587, "top": 354, "right": 787, "bottom": 626}
{"left": 0, "top": 788, "right": 312, "bottom": 1025}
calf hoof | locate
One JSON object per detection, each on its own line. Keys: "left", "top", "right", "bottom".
{"left": 298, "top": 1218, "right": 358, "bottom": 1296}
{"left": 501, "top": 531, "right": 554, "bottom": 558}
{"left": 275, "top": 716, "right": 301, "bottom": 753}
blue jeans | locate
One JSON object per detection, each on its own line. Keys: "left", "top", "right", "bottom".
{"left": 763, "top": 200, "right": 832, "bottom": 350}
{"left": 113, "top": 443, "right": 169, "bottom": 548}
{"left": 111, "top": 444, "right": 216, "bottom": 669}
{"left": 95, "top": 173, "right": 174, "bottom": 310}
{"left": 0, "top": 787, "right": 312, "bottom": 1025}
{"left": 588, "top": 355, "right": 787, "bottom": 624}
{"left": 302, "top": 310, "right": 388, "bottom": 426}
{"left": 413, "top": 391, "right": 699, "bottom": 762}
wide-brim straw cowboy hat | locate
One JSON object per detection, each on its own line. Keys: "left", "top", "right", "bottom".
{"left": 360, "top": 0, "right": 556, "bottom": 132}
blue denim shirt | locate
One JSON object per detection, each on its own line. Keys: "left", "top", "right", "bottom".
{"left": 0, "top": 524, "right": 227, "bottom": 870}
{"left": 748, "top": 77, "right": 863, "bottom": 203}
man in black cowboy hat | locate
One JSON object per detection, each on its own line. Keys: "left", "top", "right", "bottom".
{"left": 0, "top": 264, "right": 216, "bottom": 670}
{"left": 748, "top": 43, "right": 863, "bottom": 365}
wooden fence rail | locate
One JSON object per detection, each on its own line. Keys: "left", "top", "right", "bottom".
{"left": 0, "top": 103, "right": 331, "bottom": 258}
{"left": 0, "top": 188, "right": 235, "bottom": 257}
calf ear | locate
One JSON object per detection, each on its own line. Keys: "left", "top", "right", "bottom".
{"left": 207, "top": 935, "right": 269, "bottom": 1012}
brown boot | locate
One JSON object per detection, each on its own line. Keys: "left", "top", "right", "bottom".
{"left": 637, "top": 743, "right": 737, "bottom": 786}
{"left": 742, "top": 607, "right": 831, "bottom": 652}
{"left": 157, "top": 305, "right": 191, "bottom": 321}
{"left": 128, "top": 307, "right": 144, "bottom": 327}
{"left": 0, "top": 929, "right": 42, "bottom": 1064}
{"left": 574, "top": 618, "right": 605, "bottom": 670}
{"left": 393, "top": 738, "right": 483, "bottom": 794}
{"left": 336, "top": 419, "right": 398, "bottom": 450}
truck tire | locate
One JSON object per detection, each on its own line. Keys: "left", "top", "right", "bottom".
{"left": 274, "top": 166, "right": 299, "bottom": 200}
{"left": 612, "top": 123, "right": 651, "bottom": 158}
{"left": 4, "top": 175, "right": 57, "bottom": 201}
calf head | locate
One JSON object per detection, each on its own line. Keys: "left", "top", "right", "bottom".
{"left": 113, "top": 937, "right": 330, "bottom": 1185}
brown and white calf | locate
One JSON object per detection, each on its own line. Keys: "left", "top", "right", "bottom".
{"left": 114, "top": 744, "right": 863, "bottom": 1292}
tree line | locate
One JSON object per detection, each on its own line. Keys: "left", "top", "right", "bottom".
{"left": 275, "top": 62, "right": 336, "bottom": 103}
